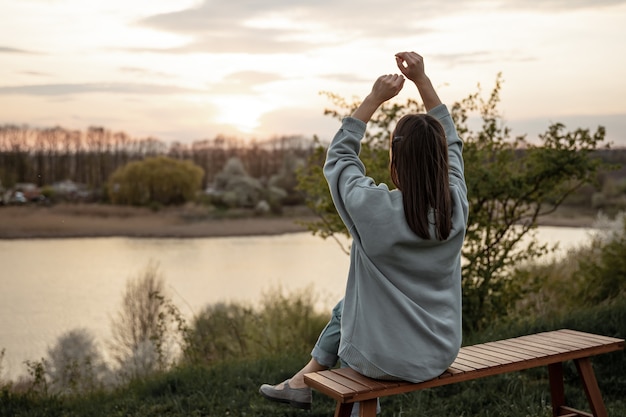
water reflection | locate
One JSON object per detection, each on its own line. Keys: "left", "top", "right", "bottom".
{"left": 0, "top": 227, "right": 594, "bottom": 380}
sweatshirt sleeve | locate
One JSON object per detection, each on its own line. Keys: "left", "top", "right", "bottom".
{"left": 323, "top": 116, "right": 372, "bottom": 231}
{"left": 427, "top": 104, "right": 467, "bottom": 196}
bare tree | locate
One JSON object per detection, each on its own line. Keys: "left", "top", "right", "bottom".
{"left": 108, "top": 261, "right": 177, "bottom": 380}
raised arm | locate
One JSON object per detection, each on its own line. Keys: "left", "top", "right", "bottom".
{"left": 351, "top": 74, "right": 405, "bottom": 124}
{"left": 395, "top": 51, "right": 442, "bottom": 111}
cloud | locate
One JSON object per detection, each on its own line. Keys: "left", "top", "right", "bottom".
{"left": 119, "top": 66, "right": 174, "bottom": 79}
{"left": 208, "top": 71, "right": 283, "bottom": 94}
{"left": 135, "top": 0, "right": 626, "bottom": 56}
{"left": 498, "top": 0, "right": 626, "bottom": 11}
{"left": 0, "top": 82, "right": 203, "bottom": 96}
{"left": 432, "top": 50, "right": 536, "bottom": 67}
{"left": 135, "top": 1, "right": 438, "bottom": 54}
{"left": 19, "top": 71, "right": 52, "bottom": 77}
{"left": 0, "top": 46, "right": 37, "bottom": 54}
{"left": 320, "top": 73, "right": 372, "bottom": 84}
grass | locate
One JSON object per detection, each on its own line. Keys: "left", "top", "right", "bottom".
{"left": 1, "top": 299, "right": 624, "bottom": 417}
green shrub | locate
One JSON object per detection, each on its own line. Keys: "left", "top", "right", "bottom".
{"left": 107, "top": 156, "right": 204, "bottom": 206}
{"left": 183, "top": 287, "right": 328, "bottom": 366}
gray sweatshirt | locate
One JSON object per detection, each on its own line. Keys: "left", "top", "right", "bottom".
{"left": 323, "top": 104, "right": 468, "bottom": 383}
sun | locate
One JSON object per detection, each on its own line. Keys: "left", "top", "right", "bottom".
{"left": 213, "top": 95, "right": 273, "bottom": 135}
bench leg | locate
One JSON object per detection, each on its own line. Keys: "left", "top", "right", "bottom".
{"left": 575, "top": 358, "right": 608, "bottom": 417}
{"left": 333, "top": 399, "right": 378, "bottom": 417}
{"left": 334, "top": 402, "right": 353, "bottom": 417}
{"left": 548, "top": 363, "right": 566, "bottom": 416}
{"left": 358, "top": 399, "right": 378, "bottom": 417}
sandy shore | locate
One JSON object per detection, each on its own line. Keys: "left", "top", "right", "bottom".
{"left": 0, "top": 203, "right": 597, "bottom": 239}
{"left": 0, "top": 204, "right": 318, "bottom": 239}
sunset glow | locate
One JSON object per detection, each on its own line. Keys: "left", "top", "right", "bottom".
{"left": 0, "top": 0, "right": 625, "bottom": 145}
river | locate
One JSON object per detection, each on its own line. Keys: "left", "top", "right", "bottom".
{"left": 0, "top": 227, "right": 596, "bottom": 380}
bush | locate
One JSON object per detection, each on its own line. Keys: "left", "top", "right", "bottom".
{"left": 45, "top": 328, "right": 109, "bottom": 395}
{"left": 107, "top": 156, "right": 204, "bottom": 206}
{"left": 183, "top": 287, "right": 328, "bottom": 366}
{"left": 574, "top": 213, "right": 626, "bottom": 305}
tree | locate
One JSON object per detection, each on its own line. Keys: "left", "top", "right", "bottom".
{"left": 109, "top": 262, "right": 182, "bottom": 380}
{"left": 107, "top": 155, "right": 204, "bottom": 206}
{"left": 297, "top": 75, "right": 607, "bottom": 331}
{"left": 45, "top": 328, "right": 109, "bottom": 394}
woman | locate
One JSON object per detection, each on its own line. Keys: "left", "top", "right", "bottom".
{"left": 259, "top": 51, "right": 468, "bottom": 412}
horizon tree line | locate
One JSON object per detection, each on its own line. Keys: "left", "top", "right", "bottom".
{"left": 0, "top": 124, "right": 316, "bottom": 193}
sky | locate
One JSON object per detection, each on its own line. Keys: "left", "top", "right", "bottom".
{"left": 1, "top": 0, "right": 625, "bottom": 146}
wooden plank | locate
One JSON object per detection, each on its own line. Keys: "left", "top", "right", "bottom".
{"left": 560, "top": 406, "right": 593, "bottom": 417}
{"left": 530, "top": 331, "right": 605, "bottom": 350}
{"left": 305, "top": 372, "right": 357, "bottom": 400}
{"left": 523, "top": 335, "right": 590, "bottom": 353}
{"left": 535, "top": 332, "right": 599, "bottom": 349}
{"left": 560, "top": 329, "right": 623, "bottom": 345}
{"left": 443, "top": 366, "right": 465, "bottom": 376}
{"left": 447, "top": 359, "right": 481, "bottom": 373}
{"left": 575, "top": 358, "right": 608, "bottom": 417}
{"left": 326, "top": 369, "right": 389, "bottom": 391}
{"left": 359, "top": 398, "right": 378, "bottom": 417}
{"left": 461, "top": 345, "right": 524, "bottom": 365}
{"left": 472, "top": 341, "right": 538, "bottom": 360}
{"left": 334, "top": 402, "right": 354, "bottom": 417}
{"left": 487, "top": 338, "right": 552, "bottom": 356}
{"left": 495, "top": 338, "right": 562, "bottom": 356}
{"left": 455, "top": 350, "right": 502, "bottom": 367}
{"left": 512, "top": 336, "right": 571, "bottom": 354}
{"left": 340, "top": 367, "right": 403, "bottom": 389}
{"left": 548, "top": 362, "right": 565, "bottom": 417}
{"left": 454, "top": 351, "right": 500, "bottom": 368}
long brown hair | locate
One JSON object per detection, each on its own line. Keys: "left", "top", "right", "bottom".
{"left": 390, "top": 114, "right": 451, "bottom": 240}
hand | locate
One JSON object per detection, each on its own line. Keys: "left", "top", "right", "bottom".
{"left": 351, "top": 74, "right": 404, "bottom": 123}
{"left": 368, "top": 74, "right": 405, "bottom": 104}
{"left": 395, "top": 51, "right": 426, "bottom": 84}
{"left": 395, "top": 51, "right": 441, "bottom": 110}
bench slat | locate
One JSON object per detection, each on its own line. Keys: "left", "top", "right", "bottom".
{"left": 528, "top": 332, "right": 599, "bottom": 350}
{"left": 304, "top": 329, "right": 625, "bottom": 404}
{"left": 492, "top": 338, "right": 558, "bottom": 356}
{"left": 536, "top": 332, "right": 599, "bottom": 349}
{"left": 459, "top": 346, "right": 518, "bottom": 365}
{"left": 470, "top": 342, "right": 538, "bottom": 361}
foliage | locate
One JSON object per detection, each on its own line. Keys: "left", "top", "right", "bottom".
{"left": 297, "top": 75, "right": 607, "bottom": 331}
{"left": 574, "top": 213, "right": 626, "bottom": 305}
{"left": 509, "top": 212, "right": 626, "bottom": 321}
{"left": 2, "top": 297, "right": 624, "bottom": 417}
{"left": 108, "top": 262, "right": 183, "bottom": 381}
{"left": 211, "top": 157, "right": 267, "bottom": 209}
{"left": 455, "top": 76, "right": 606, "bottom": 330}
{"left": 183, "top": 287, "right": 328, "bottom": 366}
{"left": 209, "top": 156, "right": 291, "bottom": 212}
{"left": 45, "top": 328, "right": 109, "bottom": 395}
{"left": 107, "top": 156, "right": 204, "bottom": 207}
{"left": 268, "top": 152, "right": 306, "bottom": 205}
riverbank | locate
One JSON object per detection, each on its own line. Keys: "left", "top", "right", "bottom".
{"left": 0, "top": 204, "right": 317, "bottom": 239}
{"left": 0, "top": 203, "right": 599, "bottom": 239}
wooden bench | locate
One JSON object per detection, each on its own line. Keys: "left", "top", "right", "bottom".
{"left": 304, "top": 329, "right": 624, "bottom": 417}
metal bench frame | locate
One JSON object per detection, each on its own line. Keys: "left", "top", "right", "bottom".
{"left": 304, "top": 329, "right": 625, "bottom": 417}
